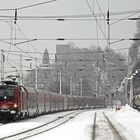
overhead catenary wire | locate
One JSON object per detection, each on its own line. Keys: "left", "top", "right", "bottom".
{"left": 0, "top": 1, "right": 131, "bottom": 83}
{"left": 3, "top": 46, "right": 130, "bottom": 56}
{"left": 110, "top": 10, "right": 140, "bottom": 25}
{"left": 95, "top": 0, "right": 106, "bottom": 20}
{"left": 0, "top": 37, "right": 139, "bottom": 41}
{"left": 0, "top": 23, "right": 41, "bottom": 66}
{"left": 95, "top": 0, "right": 107, "bottom": 66}
{"left": 0, "top": 39, "right": 35, "bottom": 59}
{"left": 17, "top": 0, "right": 58, "bottom": 10}
{"left": 7, "top": 18, "right": 14, "bottom": 60}
{"left": 0, "top": 17, "right": 137, "bottom": 21}
{"left": 0, "top": 0, "right": 58, "bottom": 11}
{"left": 5, "top": 57, "right": 126, "bottom": 62}
{"left": 0, "top": 8, "right": 140, "bottom": 17}
{"left": 3, "top": 49, "right": 127, "bottom": 61}
{"left": 84, "top": 0, "right": 107, "bottom": 41}
{"left": 0, "top": 38, "right": 42, "bottom": 72}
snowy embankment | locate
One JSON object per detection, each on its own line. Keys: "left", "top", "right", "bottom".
{"left": 106, "top": 105, "right": 140, "bottom": 140}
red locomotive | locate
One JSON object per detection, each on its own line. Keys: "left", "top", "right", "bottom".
{"left": 0, "top": 80, "right": 106, "bottom": 121}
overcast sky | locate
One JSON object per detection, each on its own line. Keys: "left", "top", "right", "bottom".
{"left": 0, "top": 0, "right": 140, "bottom": 74}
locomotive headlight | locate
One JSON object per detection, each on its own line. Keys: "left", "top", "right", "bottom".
{"left": 13, "top": 103, "right": 18, "bottom": 108}
{"left": 11, "top": 110, "right": 16, "bottom": 114}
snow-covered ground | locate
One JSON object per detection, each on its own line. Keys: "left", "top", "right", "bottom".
{"left": 31, "top": 106, "right": 140, "bottom": 140}
{"left": 28, "top": 110, "right": 95, "bottom": 140}
{"left": 1, "top": 107, "right": 140, "bottom": 140}
{"left": 0, "top": 110, "right": 98, "bottom": 140}
{"left": 106, "top": 105, "right": 140, "bottom": 140}
{"left": 0, "top": 111, "right": 77, "bottom": 138}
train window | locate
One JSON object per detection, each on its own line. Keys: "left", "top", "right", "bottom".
{"left": 0, "top": 86, "right": 14, "bottom": 100}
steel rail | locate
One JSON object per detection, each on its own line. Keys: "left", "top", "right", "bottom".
{"left": 103, "top": 112, "right": 124, "bottom": 140}
{"left": 92, "top": 112, "right": 97, "bottom": 140}
{"left": 0, "top": 110, "right": 85, "bottom": 140}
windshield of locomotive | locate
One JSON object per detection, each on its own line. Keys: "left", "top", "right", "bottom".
{"left": 0, "top": 86, "right": 14, "bottom": 100}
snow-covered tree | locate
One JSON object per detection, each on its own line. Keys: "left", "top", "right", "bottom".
{"left": 42, "top": 48, "right": 50, "bottom": 64}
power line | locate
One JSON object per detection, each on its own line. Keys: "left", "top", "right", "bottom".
{"left": 12, "top": 23, "right": 43, "bottom": 65}
{"left": 0, "top": 17, "right": 135, "bottom": 21}
{"left": 3, "top": 46, "right": 130, "bottom": 55}
{"left": 85, "top": 0, "right": 107, "bottom": 40}
{"left": 0, "top": 37, "right": 139, "bottom": 41}
{"left": 5, "top": 57, "right": 126, "bottom": 62}
{"left": 0, "top": 8, "right": 140, "bottom": 17}
{"left": 95, "top": 0, "right": 106, "bottom": 20}
{"left": 0, "top": 0, "right": 58, "bottom": 11}
{"left": 17, "top": 0, "right": 57, "bottom": 10}
{"left": 110, "top": 10, "right": 140, "bottom": 25}
{"left": 0, "top": 22, "right": 42, "bottom": 65}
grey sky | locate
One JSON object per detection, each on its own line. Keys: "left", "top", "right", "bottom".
{"left": 0, "top": 0, "right": 140, "bottom": 75}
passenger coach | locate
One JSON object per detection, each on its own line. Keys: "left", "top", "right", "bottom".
{"left": 0, "top": 80, "right": 106, "bottom": 121}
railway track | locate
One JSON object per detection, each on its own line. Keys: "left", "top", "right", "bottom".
{"left": 0, "top": 110, "right": 85, "bottom": 140}
{"left": 92, "top": 112, "right": 124, "bottom": 140}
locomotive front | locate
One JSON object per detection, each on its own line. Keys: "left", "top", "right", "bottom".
{"left": 0, "top": 81, "right": 19, "bottom": 120}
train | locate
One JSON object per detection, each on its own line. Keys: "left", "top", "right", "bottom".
{"left": 132, "top": 94, "right": 140, "bottom": 111}
{"left": 0, "top": 80, "right": 106, "bottom": 121}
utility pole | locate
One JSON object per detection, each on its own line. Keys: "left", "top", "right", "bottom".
{"left": 70, "top": 76, "right": 73, "bottom": 95}
{"left": 1, "top": 49, "right": 5, "bottom": 81}
{"left": 35, "top": 66, "right": 38, "bottom": 89}
{"left": 129, "top": 76, "right": 133, "bottom": 105}
{"left": 35, "top": 58, "right": 38, "bottom": 89}
{"left": 107, "top": 0, "right": 110, "bottom": 48}
{"left": 80, "top": 78, "right": 82, "bottom": 97}
{"left": 59, "top": 70, "right": 62, "bottom": 94}
{"left": 20, "top": 54, "right": 23, "bottom": 85}
{"left": 127, "top": 52, "right": 133, "bottom": 105}
{"left": 124, "top": 78, "right": 128, "bottom": 104}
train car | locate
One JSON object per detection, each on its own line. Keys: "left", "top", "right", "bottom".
{"left": 50, "top": 92, "right": 61, "bottom": 112}
{"left": 85, "top": 96, "right": 95, "bottom": 108}
{"left": 24, "top": 86, "right": 37, "bottom": 117}
{"left": 96, "top": 96, "right": 106, "bottom": 108}
{"left": 67, "top": 95, "right": 73, "bottom": 110}
{"left": 0, "top": 81, "right": 27, "bottom": 120}
{"left": 44, "top": 90, "right": 51, "bottom": 113}
{"left": 0, "top": 80, "right": 106, "bottom": 121}
{"left": 34, "top": 88, "right": 45, "bottom": 115}
{"left": 63, "top": 95, "right": 69, "bottom": 110}
{"left": 132, "top": 95, "right": 140, "bottom": 111}
{"left": 72, "top": 96, "right": 80, "bottom": 110}
{"left": 78, "top": 96, "right": 85, "bottom": 109}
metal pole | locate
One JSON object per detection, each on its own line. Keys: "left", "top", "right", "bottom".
{"left": 1, "top": 50, "right": 3, "bottom": 81}
{"left": 107, "top": 0, "right": 110, "bottom": 48}
{"left": 35, "top": 66, "right": 38, "bottom": 89}
{"left": 80, "top": 78, "right": 82, "bottom": 97}
{"left": 125, "top": 78, "right": 128, "bottom": 104}
{"left": 1, "top": 49, "right": 4, "bottom": 81}
{"left": 20, "top": 54, "right": 23, "bottom": 85}
{"left": 35, "top": 58, "right": 38, "bottom": 89}
{"left": 96, "top": 80, "right": 98, "bottom": 97}
{"left": 70, "top": 76, "right": 73, "bottom": 95}
{"left": 129, "top": 77, "right": 133, "bottom": 105}
{"left": 59, "top": 70, "right": 62, "bottom": 94}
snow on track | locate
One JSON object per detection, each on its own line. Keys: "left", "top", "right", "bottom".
{"left": 0, "top": 111, "right": 77, "bottom": 139}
